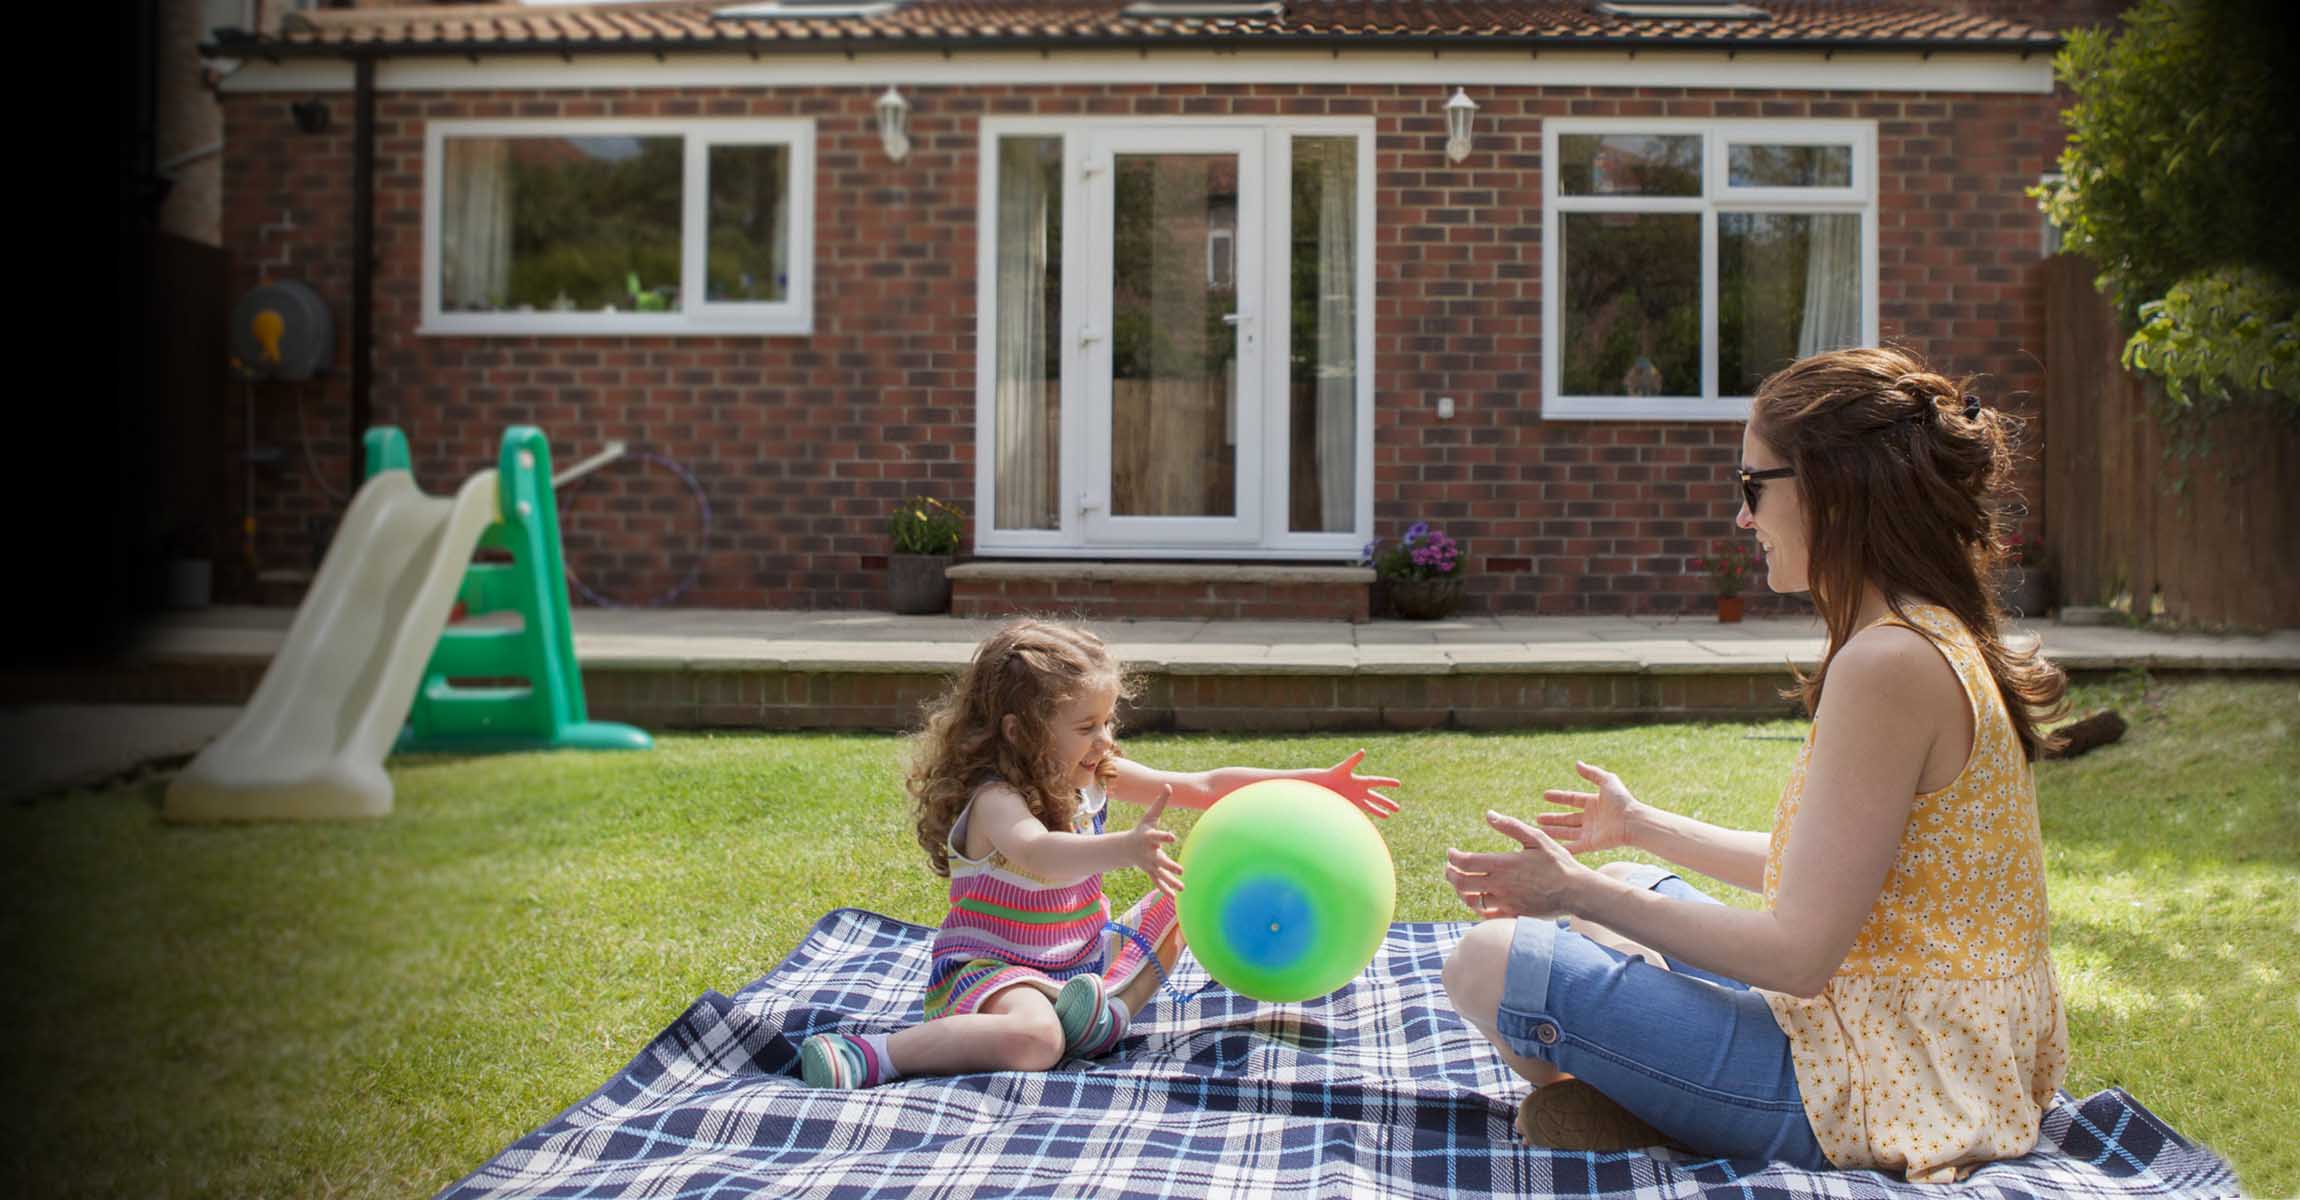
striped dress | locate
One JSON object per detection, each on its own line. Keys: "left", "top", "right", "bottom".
{"left": 923, "top": 780, "right": 1115, "bottom": 1019}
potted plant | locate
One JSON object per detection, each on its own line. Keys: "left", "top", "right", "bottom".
{"left": 1996, "top": 533, "right": 2053, "bottom": 619}
{"left": 1695, "top": 540, "right": 1760, "bottom": 622}
{"left": 1364, "top": 521, "right": 1465, "bottom": 620}
{"left": 888, "top": 496, "right": 964, "bottom": 615}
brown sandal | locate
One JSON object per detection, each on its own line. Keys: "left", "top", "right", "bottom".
{"left": 1515, "top": 1079, "right": 1670, "bottom": 1151}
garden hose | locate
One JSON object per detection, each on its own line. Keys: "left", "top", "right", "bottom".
{"left": 557, "top": 450, "right": 714, "bottom": 609}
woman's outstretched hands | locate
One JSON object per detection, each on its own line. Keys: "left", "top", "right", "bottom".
{"left": 1311, "top": 749, "right": 1402, "bottom": 819}
{"left": 1444, "top": 810, "right": 1587, "bottom": 921}
{"left": 1125, "top": 786, "right": 1185, "bottom": 898}
{"left": 1535, "top": 760, "right": 1642, "bottom": 855}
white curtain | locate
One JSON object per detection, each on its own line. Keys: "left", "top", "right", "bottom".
{"left": 442, "top": 139, "right": 510, "bottom": 311}
{"left": 1797, "top": 213, "right": 1862, "bottom": 356}
{"left": 768, "top": 146, "right": 790, "bottom": 299}
{"left": 1312, "top": 141, "right": 1357, "bottom": 534}
{"left": 994, "top": 140, "right": 1056, "bottom": 530}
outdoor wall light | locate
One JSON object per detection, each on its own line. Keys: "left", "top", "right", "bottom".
{"left": 290, "top": 99, "right": 331, "bottom": 135}
{"left": 876, "top": 86, "right": 911, "bottom": 162}
{"left": 1444, "top": 88, "right": 1477, "bottom": 163}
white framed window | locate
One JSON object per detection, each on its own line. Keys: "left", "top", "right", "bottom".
{"left": 421, "top": 118, "right": 814, "bottom": 337}
{"left": 972, "top": 116, "right": 1374, "bottom": 559}
{"left": 1542, "top": 120, "right": 1876, "bottom": 421}
{"left": 2037, "top": 171, "right": 2065, "bottom": 257}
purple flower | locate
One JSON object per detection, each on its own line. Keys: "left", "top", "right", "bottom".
{"left": 1405, "top": 521, "right": 1430, "bottom": 544}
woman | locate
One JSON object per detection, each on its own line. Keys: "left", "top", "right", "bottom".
{"left": 1441, "top": 346, "right": 2070, "bottom": 1182}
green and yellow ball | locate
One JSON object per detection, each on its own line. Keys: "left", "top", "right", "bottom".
{"left": 1177, "top": 779, "right": 1396, "bottom": 1003}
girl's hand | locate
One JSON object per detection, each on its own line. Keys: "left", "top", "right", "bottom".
{"left": 1535, "top": 760, "right": 1642, "bottom": 855}
{"left": 1124, "top": 786, "right": 1184, "bottom": 898}
{"left": 1444, "top": 811, "right": 1589, "bottom": 920}
{"left": 1309, "top": 749, "right": 1402, "bottom": 819}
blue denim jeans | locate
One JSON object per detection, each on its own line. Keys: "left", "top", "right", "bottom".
{"left": 1494, "top": 864, "right": 1831, "bottom": 1167}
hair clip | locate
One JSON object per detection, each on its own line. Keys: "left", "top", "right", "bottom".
{"left": 1963, "top": 394, "right": 1982, "bottom": 420}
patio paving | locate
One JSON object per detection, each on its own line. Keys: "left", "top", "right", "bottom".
{"left": 0, "top": 704, "right": 239, "bottom": 802}
{"left": 126, "top": 606, "right": 2300, "bottom": 676}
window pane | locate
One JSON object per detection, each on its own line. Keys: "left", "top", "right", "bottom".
{"left": 1560, "top": 212, "right": 1700, "bottom": 396}
{"left": 1558, "top": 134, "right": 1701, "bottom": 197}
{"left": 442, "top": 136, "right": 682, "bottom": 313}
{"left": 1719, "top": 212, "right": 1862, "bottom": 394}
{"left": 1728, "top": 143, "right": 1853, "bottom": 188}
{"left": 1110, "top": 152, "right": 1238, "bottom": 519}
{"left": 706, "top": 144, "right": 789, "bottom": 302}
{"left": 992, "top": 136, "right": 1063, "bottom": 531}
{"left": 1289, "top": 136, "right": 1356, "bottom": 533}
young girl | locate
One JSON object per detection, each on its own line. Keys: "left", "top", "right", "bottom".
{"left": 799, "top": 618, "right": 1400, "bottom": 1089}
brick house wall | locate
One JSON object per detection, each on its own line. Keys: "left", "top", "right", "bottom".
{"left": 217, "top": 80, "right": 2063, "bottom": 615}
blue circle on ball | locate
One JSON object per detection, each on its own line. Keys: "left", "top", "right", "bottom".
{"left": 1220, "top": 875, "right": 1318, "bottom": 970}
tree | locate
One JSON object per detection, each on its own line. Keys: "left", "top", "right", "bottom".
{"left": 2036, "top": 0, "right": 2300, "bottom": 435}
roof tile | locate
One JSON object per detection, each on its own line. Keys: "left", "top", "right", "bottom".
{"left": 239, "top": 1, "right": 2060, "bottom": 55}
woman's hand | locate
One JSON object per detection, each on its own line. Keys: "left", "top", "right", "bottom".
{"left": 1122, "top": 786, "right": 1185, "bottom": 898}
{"left": 1445, "top": 810, "right": 1590, "bottom": 920}
{"left": 1535, "top": 760, "right": 1643, "bottom": 855}
{"left": 1307, "top": 749, "right": 1402, "bottom": 819}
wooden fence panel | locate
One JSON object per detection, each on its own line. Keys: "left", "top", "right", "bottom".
{"left": 2044, "top": 253, "right": 2300, "bottom": 629}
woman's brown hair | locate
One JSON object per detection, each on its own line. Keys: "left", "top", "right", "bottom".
{"left": 908, "top": 618, "right": 1133, "bottom": 876}
{"left": 1750, "top": 346, "right": 2067, "bottom": 759}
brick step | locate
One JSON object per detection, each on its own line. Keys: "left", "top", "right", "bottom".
{"left": 0, "top": 656, "right": 1809, "bottom": 731}
{"left": 948, "top": 561, "right": 1375, "bottom": 623}
{"left": 7, "top": 652, "right": 2200, "bottom": 734}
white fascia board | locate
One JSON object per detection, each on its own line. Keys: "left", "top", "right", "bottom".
{"left": 219, "top": 47, "right": 2055, "bottom": 95}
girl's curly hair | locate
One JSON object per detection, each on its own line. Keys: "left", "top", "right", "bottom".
{"left": 908, "top": 619, "right": 1135, "bottom": 876}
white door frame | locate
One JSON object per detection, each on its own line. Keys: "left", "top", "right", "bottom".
{"left": 973, "top": 117, "right": 1376, "bottom": 560}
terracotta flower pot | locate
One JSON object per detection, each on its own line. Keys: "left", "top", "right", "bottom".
{"left": 1388, "top": 576, "right": 1465, "bottom": 620}
{"left": 888, "top": 553, "right": 953, "bottom": 615}
{"left": 1716, "top": 594, "right": 1745, "bottom": 623}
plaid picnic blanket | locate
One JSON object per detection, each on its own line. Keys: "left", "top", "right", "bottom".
{"left": 441, "top": 908, "right": 2242, "bottom": 1199}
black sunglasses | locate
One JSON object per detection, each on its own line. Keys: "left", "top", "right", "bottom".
{"left": 1735, "top": 465, "right": 1795, "bottom": 514}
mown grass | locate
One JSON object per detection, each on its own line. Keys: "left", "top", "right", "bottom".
{"left": 2, "top": 673, "right": 2290, "bottom": 1196}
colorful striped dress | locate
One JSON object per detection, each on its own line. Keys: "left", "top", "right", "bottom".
{"left": 922, "top": 780, "right": 1115, "bottom": 1019}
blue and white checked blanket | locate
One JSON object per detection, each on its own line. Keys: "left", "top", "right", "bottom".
{"left": 441, "top": 908, "right": 2241, "bottom": 1199}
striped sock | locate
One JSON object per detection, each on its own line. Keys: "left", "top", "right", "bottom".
{"left": 799, "top": 1032, "right": 899, "bottom": 1088}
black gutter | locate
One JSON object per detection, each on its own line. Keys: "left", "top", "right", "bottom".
{"left": 207, "top": 30, "right": 2063, "bottom": 61}
{"left": 351, "top": 55, "right": 374, "bottom": 500}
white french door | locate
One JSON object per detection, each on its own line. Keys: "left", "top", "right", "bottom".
{"left": 974, "top": 119, "right": 1373, "bottom": 559}
{"left": 1078, "top": 128, "right": 1266, "bottom": 546}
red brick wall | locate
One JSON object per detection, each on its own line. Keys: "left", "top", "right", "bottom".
{"left": 217, "top": 80, "right": 2064, "bottom": 616}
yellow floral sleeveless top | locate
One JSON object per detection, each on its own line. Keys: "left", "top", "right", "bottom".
{"left": 1759, "top": 604, "right": 2069, "bottom": 1183}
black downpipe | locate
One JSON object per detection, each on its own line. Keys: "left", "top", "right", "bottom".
{"left": 350, "top": 55, "right": 375, "bottom": 500}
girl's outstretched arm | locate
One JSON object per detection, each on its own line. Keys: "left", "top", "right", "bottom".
{"left": 1107, "top": 750, "right": 1400, "bottom": 819}
{"left": 972, "top": 783, "right": 1184, "bottom": 895}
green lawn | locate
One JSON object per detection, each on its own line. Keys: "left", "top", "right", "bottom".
{"left": 3, "top": 674, "right": 2293, "bottom": 1197}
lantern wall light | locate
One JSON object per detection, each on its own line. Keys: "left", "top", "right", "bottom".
{"left": 876, "top": 86, "right": 911, "bottom": 162}
{"left": 1444, "top": 88, "right": 1477, "bottom": 164}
